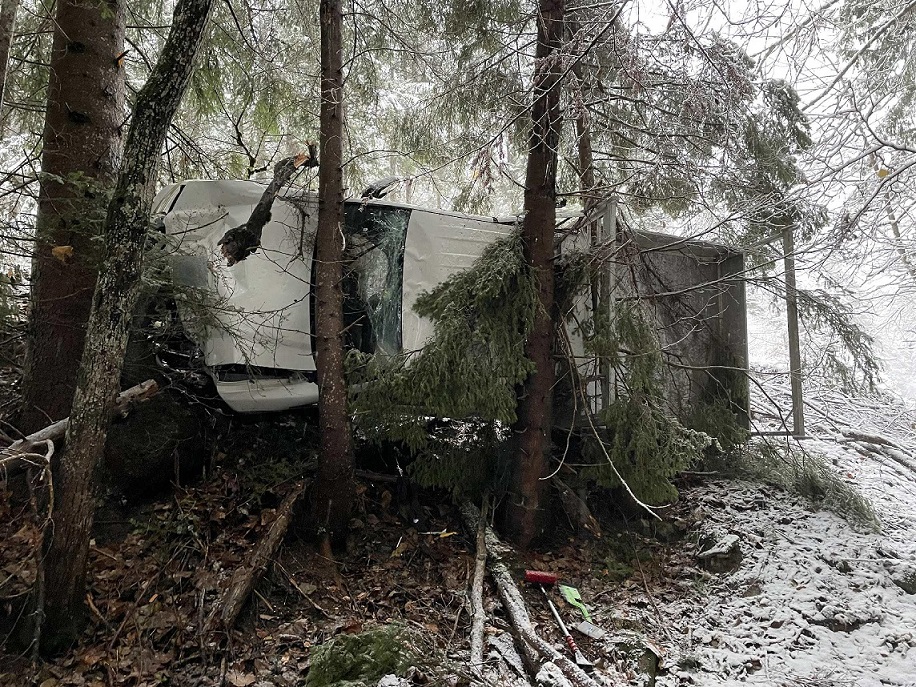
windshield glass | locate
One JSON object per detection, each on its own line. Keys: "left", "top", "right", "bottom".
{"left": 343, "top": 204, "right": 410, "bottom": 356}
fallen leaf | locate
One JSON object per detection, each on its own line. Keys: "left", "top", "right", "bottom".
{"left": 226, "top": 670, "right": 256, "bottom": 687}
{"left": 51, "top": 245, "right": 73, "bottom": 263}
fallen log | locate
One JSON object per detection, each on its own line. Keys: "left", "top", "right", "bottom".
{"left": 460, "top": 503, "right": 613, "bottom": 687}
{"left": 841, "top": 431, "right": 916, "bottom": 474}
{"left": 842, "top": 430, "right": 911, "bottom": 452}
{"left": 209, "top": 481, "right": 306, "bottom": 633}
{"left": 469, "top": 494, "right": 489, "bottom": 677}
{"left": 0, "top": 379, "right": 159, "bottom": 478}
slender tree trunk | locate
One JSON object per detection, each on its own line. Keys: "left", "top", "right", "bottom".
{"left": 309, "top": 0, "right": 355, "bottom": 547}
{"left": 503, "top": 0, "right": 565, "bottom": 548}
{"left": 567, "top": 20, "right": 597, "bottom": 213}
{"left": 19, "top": 0, "right": 126, "bottom": 433}
{"left": 40, "top": 0, "right": 213, "bottom": 654}
{"left": 0, "top": 0, "right": 20, "bottom": 126}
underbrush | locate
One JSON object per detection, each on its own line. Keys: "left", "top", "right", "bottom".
{"left": 702, "top": 440, "right": 880, "bottom": 531}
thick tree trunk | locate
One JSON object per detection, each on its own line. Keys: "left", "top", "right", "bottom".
{"left": 0, "top": 0, "right": 20, "bottom": 125}
{"left": 19, "top": 0, "right": 126, "bottom": 433}
{"left": 503, "top": 0, "right": 565, "bottom": 549}
{"left": 309, "top": 0, "right": 355, "bottom": 546}
{"left": 567, "top": 20, "right": 597, "bottom": 213}
{"left": 39, "top": 0, "right": 213, "bottom": 654}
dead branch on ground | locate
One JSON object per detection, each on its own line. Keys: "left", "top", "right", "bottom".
{"left": 207, "top": 481, "right": 306, "bottom": 633}
{"left": 469, "top": 493, "right": 489, "bottom": 677}
{"left": 460, "top": 502, "right": 615, "bottom": 687}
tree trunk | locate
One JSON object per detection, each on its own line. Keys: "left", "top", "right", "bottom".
{"left": 39, "top": 0, "right": 213, "bottom": 654}
{"left": 19, "top": 0, "right": 126, "bottom": 433}
{"left": 0, "top": 0, "right": 20, "bottom": 127}
{"left": 573, "top": 82, "right": 595, "bottom": 212}
{"left": 309, "top": 0, "right": 355, "bottom": 547}
{"left": 503, "top": 0, "right": 565, "bottom": 549}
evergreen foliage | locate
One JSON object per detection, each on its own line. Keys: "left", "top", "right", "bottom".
{"left": 578, "top": 303, "right": 715, "bottom": 505}
{"left": 687, "top": 350, "right": 750, "bottom": 455}
{"left": 347, "top": 229, "right": 535, "bottom": 496}
{"left": 349, "top": 234, "right": 745, "bottom": 504}
{"left": 796, "top": 287, "right": 881, "bottom": 393}
{"left": 348, "top": 229, "right": 536, "bottom": 446}
{"left": 706, "top": 441, "right": 880, "bottom": 532}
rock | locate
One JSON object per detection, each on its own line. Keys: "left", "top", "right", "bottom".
{"left": 535, "top": 662, "right": 573, "bottom": 687}
{"left": 103, "top": 387, "right": 206, "bottom": 495}
{"left": 604, "top": 630, "right": 661, "bottom": 686}
{"left": 376, "top": 676, "right": 410, "bottom": 687}
{"left": 808, "top": 603, "right": 881, "bottom": 632}
{"left": 892, "top": 569, "right": 916, "bottom": 595}
{"left": 697, "top": 533, "right": 742, "bottom": 573}
{"left": 102, "top": 325, "right": 207, "bottom": 495}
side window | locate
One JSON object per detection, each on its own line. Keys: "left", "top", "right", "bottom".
{"left": 343, "top": 204, "right": 410, "bottom": 355}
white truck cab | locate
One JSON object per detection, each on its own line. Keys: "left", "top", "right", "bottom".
{"left": 153, "top": 180, "right": 517, "bottom": 412}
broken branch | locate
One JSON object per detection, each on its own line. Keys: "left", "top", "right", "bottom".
{"left": 469, "top": 493, "right": 489, "bottom": 676}
{"left": 0, "top": 380, "right": 159, "bottom": 479}
{"left": 218, "top": 145, "right": 318, "bottom": 266}
{"left": 460, "top": 503, "right": 613, "bottom": 687}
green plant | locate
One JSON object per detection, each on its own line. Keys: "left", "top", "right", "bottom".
{"left": 708, "top": 441, "right": 880, "bottom": 531}
{"left": 305, "top": 624, "right": 413, "bottom": 687}
{"left": 347, "top": 230, "right": 536, "bottom": 497}
{"left": 579, "top": 304, "right": 715, "bottom": 505}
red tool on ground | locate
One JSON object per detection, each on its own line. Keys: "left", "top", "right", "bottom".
{"left": 524, "top": 570, "right": 594, "bottom": 672}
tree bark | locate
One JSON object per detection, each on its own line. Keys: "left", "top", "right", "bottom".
{"left": 19, "top": 0, "right": 126, "bottom": 433}
{"left": 39, "top": 0, "right": 213, "bottom": 655}
{"left": 0, "top": 0, "right": 20, "bottom": 127}
{"left": 308, "top": 0, "right": 355, "bottom": 547}
{"left": 503, "top": 0, "right": 565, "bottom": 549}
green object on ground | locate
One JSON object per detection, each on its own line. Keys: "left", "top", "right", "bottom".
{"left": 559, "top": 584, "right": 591, "bottom": 621}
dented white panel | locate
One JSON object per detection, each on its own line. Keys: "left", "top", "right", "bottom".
{"left": 402, "top": 208, "right": 514, "bottom": 352}
{"left": 155, "top": 180, "right": 316, "bottom": 373}
{"left": 154, "top": 180, "right": 319, "bottom": 412}
{"left": 154, "top": 182, "right": 517, "bottom": 412}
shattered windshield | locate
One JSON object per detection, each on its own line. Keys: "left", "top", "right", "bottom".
{"left": 343, "top": 204, "right": 410, "bottom": 356}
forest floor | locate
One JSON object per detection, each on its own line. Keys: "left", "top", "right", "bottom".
{"left": 0, "top": 374, "right": 914, "bottom": 687}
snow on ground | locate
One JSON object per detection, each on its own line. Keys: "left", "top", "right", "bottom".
{"left": 602, "top": 377, "right": 916, "bottom": 686}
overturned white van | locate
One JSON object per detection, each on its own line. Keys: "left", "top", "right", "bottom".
{"left": 152, "top": 180, "right": 749, "bottom": 420}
